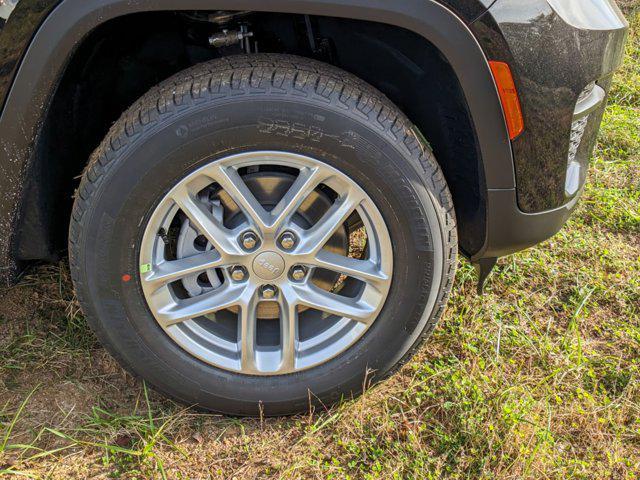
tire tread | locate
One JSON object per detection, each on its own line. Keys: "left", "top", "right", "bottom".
{"left": 69, "top": 53, "right": 457, "bottom": 404}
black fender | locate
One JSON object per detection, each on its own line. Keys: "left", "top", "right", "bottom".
{"left": 0, "top": 0, "right": 515, "bottom": 279}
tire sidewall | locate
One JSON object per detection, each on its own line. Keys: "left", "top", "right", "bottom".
{"left": 77, "top": 97, "right": 446, "bottom": 415}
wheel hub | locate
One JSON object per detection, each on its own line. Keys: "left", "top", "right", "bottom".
{"left": 252, "top": 251, "right": 285, "bottom": 280}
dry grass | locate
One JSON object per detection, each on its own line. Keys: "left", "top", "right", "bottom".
{"left": 1, "top": 6, "right": 639, "bottom": 479}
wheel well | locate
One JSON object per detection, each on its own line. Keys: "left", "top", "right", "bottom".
{"left": 16, "top": 11, "right": 485, "bottom": 262}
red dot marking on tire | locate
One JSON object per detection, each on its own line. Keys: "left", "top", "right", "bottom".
{"left": 122, "top": 274, "right": 132, "bottom": 282}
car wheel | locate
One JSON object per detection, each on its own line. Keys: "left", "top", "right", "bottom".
{"left": 69, "top": 54, "right": 457, "bottom": 415}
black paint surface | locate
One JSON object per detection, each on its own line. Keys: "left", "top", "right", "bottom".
{"left": 472, "top": 0, "right": 627, "bottom": 211}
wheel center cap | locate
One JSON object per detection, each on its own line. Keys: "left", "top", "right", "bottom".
{"left": 252, "top": 251, "right": 285, "bottom": 280}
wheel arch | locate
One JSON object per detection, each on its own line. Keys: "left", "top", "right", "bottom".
{"left": 0, "top": 0, "right": 515, "bottom": 278}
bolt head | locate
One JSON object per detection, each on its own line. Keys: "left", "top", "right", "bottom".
{"left": 241, "top": 232, "right": 258, "bottom": 250}
{"left": 280, "top": 232, "right": 296, "bottom": 250}
{"left": 231, "top": 267, "right": 246, "bottom": 282}
{"left": 291, "top": 266, "right": 307, "bottom": 281}
{"left": 261, "top": 285, "right": 277, "bottom": 299}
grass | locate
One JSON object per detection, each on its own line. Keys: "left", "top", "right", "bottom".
{"left": 1, "top": 5, "right": 639, "bottom": 479}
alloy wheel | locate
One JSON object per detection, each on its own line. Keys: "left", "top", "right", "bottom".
{"left": 139, "top": 151, "right": 393, "bottom": 375}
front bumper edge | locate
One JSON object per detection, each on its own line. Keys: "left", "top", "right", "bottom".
{"left": 471, "top": 187, "right": 583, "bottom": 261}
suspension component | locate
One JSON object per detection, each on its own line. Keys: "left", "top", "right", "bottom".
{"left": 209, "top": 25, "right": 254, "bottom": 50}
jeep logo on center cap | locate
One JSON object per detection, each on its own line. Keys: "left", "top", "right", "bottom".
{"left": 252, "top": 251, "right": 285, "bottom": 280}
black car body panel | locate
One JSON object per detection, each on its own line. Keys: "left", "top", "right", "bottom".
{"left": 0, "top": 0, "right": 628, "bottom": 280}
{"left": 472, "top": 0, "right": 628, "bottom": 213}
{"left": 439, "top": 0, "right": 496, "bottom": 22}
{"left": 468, "top": 0, "right": 628, "bottom": 259}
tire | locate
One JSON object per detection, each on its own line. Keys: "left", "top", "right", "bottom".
{"left": 69, "top": 54, "right": 457, "bottom": 416}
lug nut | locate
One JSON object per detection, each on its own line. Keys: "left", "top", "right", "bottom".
{"left": 279, "top": 232, "right": 296, "bottom": 250}
{"left": 241, "top": 231, "right": 258, "bottom": 250}
{"left": 291, "top": 266, "right": 307, "bottom": 281}
{"left": 231, "top": 266, "right": 247, "bottom": 282}
{"left": 261, "top": 285, "right": 277, "bottom": 299}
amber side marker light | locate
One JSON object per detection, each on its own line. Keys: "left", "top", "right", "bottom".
{"left": 489, "top": 60, "right": 524, "bottom": 140}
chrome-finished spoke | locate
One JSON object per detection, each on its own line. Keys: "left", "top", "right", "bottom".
{"left": 142, "top": 251, "right": 225, "bottom": 291}
{"left": 312, "top": 250, "right": 388, "bottom": 286}
{"left": 292, "top": 284, "right": 377, "bottom": 324}
{"left": 156, "top": 283, "right": 245, "bottom": 327}
{"left": 239, "top": 295, "right": 259, "bottom": 372}
{"left": 269, "top": 166, "right": 328, "bottom": 232}
{"left": 170, "top": 186, "right": 239, "bottom": 256}
{"left": 298, "top": 188, "right": 364, "bottom": 254}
